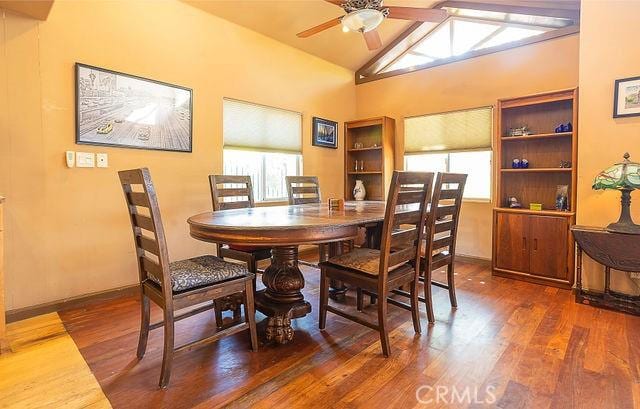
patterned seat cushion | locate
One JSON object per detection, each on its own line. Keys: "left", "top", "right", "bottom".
{"left": 326, "top": 248, "right": 382, "bottom": 276}
{"left": 149, "top": 255, "right": 249, "bottom": 293}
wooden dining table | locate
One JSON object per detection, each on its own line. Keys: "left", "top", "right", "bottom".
{"left": 187, "top": 201, "right": 387, "bottom": 344}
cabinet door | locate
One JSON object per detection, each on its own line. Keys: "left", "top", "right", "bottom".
{"left": 495, "top": 212, "right": 529, "bottom": 273}
{"left": 529, "top": 216, "right": 568, "bottom": 279}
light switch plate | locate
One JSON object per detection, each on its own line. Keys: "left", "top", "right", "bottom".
{"left": 76, "top": 152, "right": 95, "bottom": 168}
{"left": 96, "top": 153, "right": 108, "bottom": 168}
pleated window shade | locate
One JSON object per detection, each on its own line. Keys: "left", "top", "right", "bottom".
{"left": 404, "top": 106, "right": 493, "bottom": 154}
{"left": 223, "top": 98, "right": 302, "bottom": 154}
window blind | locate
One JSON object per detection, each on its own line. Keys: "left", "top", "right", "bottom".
{"left": 404, "top": 106, "right": 493, "bottom": 154}
{"left": 223, "top": 98, "right": 302, "bottom": 154}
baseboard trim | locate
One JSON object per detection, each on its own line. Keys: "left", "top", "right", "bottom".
{"left": 456, "top": 254, "right": 491, "bottom": 267}
{"left": 6, "top": 284, "right": 139, "bottom": 324}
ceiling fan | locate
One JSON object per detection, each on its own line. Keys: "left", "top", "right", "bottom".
{"left": 296, "top": 0, "right": 448, "bottom": 51}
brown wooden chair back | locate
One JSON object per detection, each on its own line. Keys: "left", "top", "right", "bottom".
{"left": 286, "top": 176, "right": 321, "bottom": 205}
{"left": 209, "top": 175, "right": 255, "bottom": 211}
{"left": 118, "top": 168, "right": 171, "bottom": 297}
{"left": 424, "top": 173, "right": 467, "bottom": 263}
{"left": 378, "top": 171, "right": 434, "bottom": 291}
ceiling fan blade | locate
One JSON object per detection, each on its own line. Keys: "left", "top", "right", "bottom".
{"left": 386, "top": 7, "right": 448, "bottom": 22}
{"left": 363, "top": 30, "right": 382, "bottom": 51}
{"left": 296, "top": 17, "right": 343, "bottom": 38}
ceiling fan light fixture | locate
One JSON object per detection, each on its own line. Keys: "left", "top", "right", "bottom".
{"left": 341, "top": 9, "right": 384, "bottom": 33}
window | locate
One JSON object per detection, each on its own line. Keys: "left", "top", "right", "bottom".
{"left": 357, "top": 2, "right": 579, "bottom": 83}
{"left": 223, "top": 98, "right": 302, "bottom": 202}
{"left": 404, "top": 106, "right": 492, "bottom": 201}
{"left": 404, "top": 151, "right": 492, "bottom": 201}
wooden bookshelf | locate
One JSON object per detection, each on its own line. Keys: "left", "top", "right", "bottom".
{"left": 344, "top": 117, "right": 395, "bottom": 201}
{"left": 492, "top": 88, "right": 578, "bottom": 289}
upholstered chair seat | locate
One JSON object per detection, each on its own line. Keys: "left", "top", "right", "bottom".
{"left": 146, "top": 255, "right": 250, "bottom": 293}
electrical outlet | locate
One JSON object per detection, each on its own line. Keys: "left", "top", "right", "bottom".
{"left": 96, "top": 153, "right": 108, "bottom": 168}
{"left": 76, "top": 152, "right": 95, "bottom": 168}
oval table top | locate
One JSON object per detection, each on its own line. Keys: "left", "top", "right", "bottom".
{"left": 188, "top": 201, "right": 389, "bottom": 246}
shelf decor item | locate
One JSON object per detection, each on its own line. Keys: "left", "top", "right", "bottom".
{"left": 312, "top": 117, "right": 338, "bottom": 149}
{"left": 75, "top": 63, "right": 193, "bottom": 152}
{"left": 353, "top": 180, "right": 366, "bottom": 201}
{"left": 508, "top": 126, "right": 530, "bottom": 137}
{"left": 555, "top": 185, "right": 569, "bottom": 211}
{"left": 593, "top": 152, "right": 640, "bottom": 234}
{"left": 613, "top": 75, "right": 640, "bottom": 118}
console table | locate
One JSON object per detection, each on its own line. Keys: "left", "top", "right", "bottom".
{"left": 571, "top": 225, "right": 640, "bottom": 315}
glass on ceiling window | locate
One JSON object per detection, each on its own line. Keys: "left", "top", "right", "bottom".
{"left": 380, "top": 7, "right": 572, "bottom": 74}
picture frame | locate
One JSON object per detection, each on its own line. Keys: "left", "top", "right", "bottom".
{"left": 613, "top": 75, "right": 640, "bottom": 118}
{"left": 75, "top": 63, "right": 193, "bottom": 152}
{"left": 312, "top": 117, "right": 338, "bottom": 149}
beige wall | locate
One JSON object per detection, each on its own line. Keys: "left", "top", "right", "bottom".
{"left": 355, "top": 35, "right": 580, "bottom": 259}
{"left": 577, "top": 0, "right": 640, "bottom": 293}
{"left": 0, "top": 0, "right": 355, "bottom": 310}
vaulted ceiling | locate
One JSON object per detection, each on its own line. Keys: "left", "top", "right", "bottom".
{"left": 184, "top": 0, "right": 440, "bottom": 71}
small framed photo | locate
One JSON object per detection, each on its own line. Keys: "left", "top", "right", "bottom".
{"left": 613, "top": 75, "right": 640, "bottom": 118}
{"left": 312, "top": 117, "right": 338, "bottom": 149}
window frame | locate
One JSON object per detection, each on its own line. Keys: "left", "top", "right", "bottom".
{"left": 404, "top": 148, "right": 493, "bottom": 203}
{"left": 355, "top": 1, "right": 580, "bottom": 84}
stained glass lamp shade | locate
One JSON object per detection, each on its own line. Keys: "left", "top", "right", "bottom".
{"left": 593, "top": 153, "right": 640, "bottom": 234}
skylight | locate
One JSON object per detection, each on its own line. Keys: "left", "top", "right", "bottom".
{"left": 358, "top": 3, "right": 580, "bottom": 82}
{"left": 382, "top": 17, "right": 553, "bottom": 73}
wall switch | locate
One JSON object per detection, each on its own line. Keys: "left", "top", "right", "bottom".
{"left": 65, "top": 151, "right": 75, "bottom": 168}
{"left": 96, "top": 153, "right": 108, "bottom": 168}
{"left": 76, "top": 152, "right": 95, "bottom": 168}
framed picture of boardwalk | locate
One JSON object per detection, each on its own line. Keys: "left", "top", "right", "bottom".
{"left": 75, "top": 63, "right": 193, "bottom": 152}
{"left": 312, "top": 117, "right": 338, "bottom": 149}
{"left": 613, "top": 75, "right": 640, "bottom": 118}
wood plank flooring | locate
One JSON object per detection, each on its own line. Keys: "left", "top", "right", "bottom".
{"left": 57, "top": 261, "right": 640, "bottom": 408}
{"left": 0, "top": 313, "right": 110, "bottom": 408}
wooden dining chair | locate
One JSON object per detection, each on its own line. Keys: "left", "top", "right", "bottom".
{"left": 285, "top": 176, "right": 321, "bottom": 205}
{"left": 318, "top": 171, "right": 434, "bottom": 356}
{"left": 209, "top": 175, "right": 271, "bottom": 328}
{"left": 419, "top": 172, "right": 467, "bottom": 323}
{"left": 119, "top": 168, "right": 257, "bottom": 388}
{"left": 285, "top": 175, "right": 329, "bottom": 264}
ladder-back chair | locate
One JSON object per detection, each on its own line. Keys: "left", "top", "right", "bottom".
{"left": 209, "top": 175, "right": 271, "bottom": 328}
{"left": 318, "top": 171, "right": 434, "bottom": 356}
{"left": 119, "top": 168, "right": 257, "bottom": 388}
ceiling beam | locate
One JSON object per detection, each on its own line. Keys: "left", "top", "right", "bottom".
{"left": 0, "top": 0, "right": 54, "bottom": 20}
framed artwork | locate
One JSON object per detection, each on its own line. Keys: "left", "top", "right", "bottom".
{"left": 312, "top": 117, "right": 338, "bottom": 149}
{"left": 75, "top": 63, "right": 193, "bottom": 152}
{"left": 613, "top": 75, "right": 640, "bottom": 118}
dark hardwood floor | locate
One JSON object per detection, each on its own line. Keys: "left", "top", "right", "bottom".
{"left": 59, "top": 260, "right": 640, "bottom": 408}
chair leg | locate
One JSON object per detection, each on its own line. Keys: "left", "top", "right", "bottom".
{"left": 410, "top": 279, "right": 422, "bottom": 334}
{"left": 424, "top": 268, "right": 435, "bottom": 324}
{"left": 377, "top": 295, "right": 391, "bottom": 357}
{"left": 356, "top": 288, "right": 364, "bottom": 311}
{"left": 159, "top": 308, "right": 175, "bottom": 389}
{"left": 319, "top": 269, "right": 329, "bottom": 330}
{"left": 244, "top": 280, "right": 258, "bottom": 352}
{"left": 447, "top": 263, "right": 457, "bottom": 308}
{"left": 213, "top": 299, "right": 224, "bottom": 330}
{"left": 137, "top": 293, "right": 151, "bottom": 359}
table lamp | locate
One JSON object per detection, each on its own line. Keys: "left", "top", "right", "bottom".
{"left": 593, "top": 152, "right": 640, "bottom": 234}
